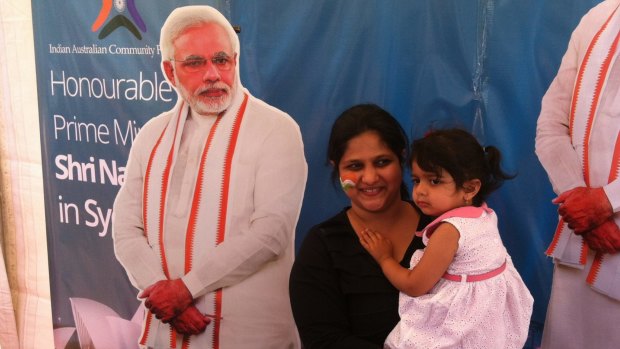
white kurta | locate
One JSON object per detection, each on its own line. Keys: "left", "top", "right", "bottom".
{"left": 535, "top": 1, "right": 620, "bottom": 348}
{"left": 113, "top": 88, "right": 307, "bottom": 348}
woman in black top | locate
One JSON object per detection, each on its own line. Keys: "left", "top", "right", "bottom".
{"left": 290, "top": 104, "right": 431, "bottom": 348}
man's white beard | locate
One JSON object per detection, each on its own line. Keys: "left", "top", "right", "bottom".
{"left": 175, "top": 77, "right": 235, "bottom": 116}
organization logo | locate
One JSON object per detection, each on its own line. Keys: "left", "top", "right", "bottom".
{"left": 91, "top": 0, "right": 146, "bottom": 40}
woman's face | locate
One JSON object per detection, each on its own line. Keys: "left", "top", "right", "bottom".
{"left": 337, "top": 131, "right": 403, "bottom": 214}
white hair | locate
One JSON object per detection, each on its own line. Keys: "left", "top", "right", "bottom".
{"left": 159, "top": 6, "right": 240, "bottom": 61}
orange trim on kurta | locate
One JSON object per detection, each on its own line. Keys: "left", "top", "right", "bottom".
{"left": 546, "top": 218, "right": 566, "bottom": 256}
{"left": 579, "top": 240, "right": 589, "bottom": 265}
{"left": 216, "top": 96, "right": 248, "bottom": 244}
{"left": 143, "top": 125, "right": 169, "bottom": 237}
{"left": 582, "top": 27, "right": 620, "bottom": 186}
{"left": 609, "top": 132, "right": 620, "bottom": 183}
{"left": 184, "top": 116, "right": 224, "bottom": 274}
{"left": 569, "top": 7, "right": 618, "bottom": 140}
{"left": 170, "top": 329, "right": 177, "bottom": 348}
{"left": 212, "top": 94, "right": 248, "bottom": 349}
{"left": 587, "top": 253, "right": 605, "bottom": 285}
{"left": 182, "top": 335, "right": 191, "bottom": 349}
{"left": 213, "top": 289, "right": 224, "bottom": 349}
{"left": 157, "top": 104, "right": 185, "bottom": 280}
{"left": 139, "top": 310, "right": 154, "bottom": 345}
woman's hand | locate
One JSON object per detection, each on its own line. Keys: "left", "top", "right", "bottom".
{"left": 359, "top": 228, "right": 394, "bottom": 264}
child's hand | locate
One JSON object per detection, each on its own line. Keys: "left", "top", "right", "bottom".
{"left": 359, "top": 228, "right": 394, "bottom": 264}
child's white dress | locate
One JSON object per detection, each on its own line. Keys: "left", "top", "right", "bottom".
{"left": 384, "top": 205, "right": 533, "bottom": 349}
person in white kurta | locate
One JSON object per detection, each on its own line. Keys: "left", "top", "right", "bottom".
{"left": 112, "top": 6, "right": 307, "bottom": 349}
{"left": 536, "top": 1, "right": 620, "bottom": 348}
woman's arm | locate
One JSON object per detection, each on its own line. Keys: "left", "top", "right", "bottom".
{"left": 361, "top": 223, "right": 459, "bottom": 297}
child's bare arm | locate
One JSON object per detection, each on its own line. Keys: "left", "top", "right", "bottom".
{"left": 360, "top": 223, "right": 459, "bottom": 297}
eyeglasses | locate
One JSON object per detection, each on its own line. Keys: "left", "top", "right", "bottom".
{"left": 171, "top": 53, "right": 234, "bottom": 73}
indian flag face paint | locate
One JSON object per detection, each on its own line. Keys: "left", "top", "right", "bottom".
{"left": 339, "top": 175, "right": 357, "bottom": 192}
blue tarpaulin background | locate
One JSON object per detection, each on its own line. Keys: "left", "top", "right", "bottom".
{"left": 32, "top": 0, "right": 604, "bottom": 347}
{"left": 233, "top": 0, "right": 600, "bottom": 330}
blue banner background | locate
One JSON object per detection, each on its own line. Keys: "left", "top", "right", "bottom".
{"left": 31, "top": 0, "right": 603, "bottom": 347}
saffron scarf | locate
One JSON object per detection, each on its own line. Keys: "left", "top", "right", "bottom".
{"left": 139, "top": 93, "right": 248, "bottom": 348}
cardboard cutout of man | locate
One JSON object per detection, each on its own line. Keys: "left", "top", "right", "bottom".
{"left": 536, "top": 1, "right": 620, "bottom": 348}
{"left": 112, "top": 5, "right": 307, "bottom": 348}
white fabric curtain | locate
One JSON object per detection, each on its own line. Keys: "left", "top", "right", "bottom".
{"left": 0, "top": 1, "right": 54, "bottom": 348}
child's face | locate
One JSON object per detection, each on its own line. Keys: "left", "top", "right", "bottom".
{"left": 411, "top": 161, "right": 468, "bottom": 217}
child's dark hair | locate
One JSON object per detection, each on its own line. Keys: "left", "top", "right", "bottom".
{"left": 410, "top": 128, "right": 514, "bottom": 206}
{"left": 327, "top": 104, "right": 410, "bottom": 199}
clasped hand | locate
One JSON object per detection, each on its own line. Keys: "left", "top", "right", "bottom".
{"left": 171, "top": 305, "right": 212, "bottom": 335}
{"left": 553, "top": 187, "right": 612, "bottom": 233}
{"left": 140, "top": 279, "right": 193, "bottom": 322}
{"left": 582, "top": 219, "right": 620, "bottom": 254}
{"left": 140, "top": 279, "right": 211, "bottom": 335}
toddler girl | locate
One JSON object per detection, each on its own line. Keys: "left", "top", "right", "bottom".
{"left": 360, "top": 128, "right": 533, "bottom": 349}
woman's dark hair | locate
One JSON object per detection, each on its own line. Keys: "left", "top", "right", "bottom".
{"left": 410, "top": 128, "right": 514, "bottom": 206}
{"left": 327, "top": 104, "right": 410, "bottom": 199}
